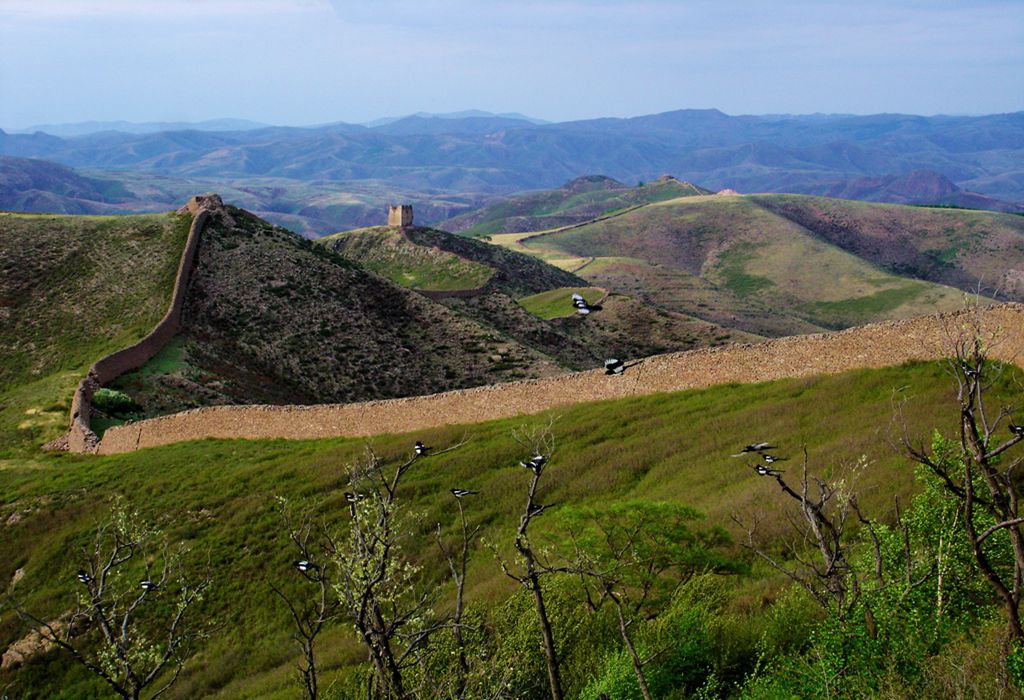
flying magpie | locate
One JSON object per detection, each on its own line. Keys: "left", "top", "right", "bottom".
{"left": 450, "top": 488, "right": 479, "bottom": 498}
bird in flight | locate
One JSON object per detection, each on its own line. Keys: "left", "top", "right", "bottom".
{"left": 755, "top": 465, "right": 784, "bottom": 477}
{"left": 731, "top": 442, "right": 776, "bottom": 456}
{"left": 605, "top": 358, "right": 625, "bottom": 375}
{"left": 762, "top": 454, "right": 788, "bottom": 464}
{"left": 450, "top": 488, "right": 479, "bottom": 498}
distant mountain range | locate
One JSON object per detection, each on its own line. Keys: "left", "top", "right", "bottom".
{"left": 1, "top": 109, "right": 1022, "bottom": 203}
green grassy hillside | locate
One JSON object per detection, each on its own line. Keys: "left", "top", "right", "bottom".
{"left": 0, "top": 359, "right": 1005, "bottom": 697}
{"left": 440, "top": 175, "right": 712, "bottom": 236}
{"left": 319, "top": 226, "right": 495, "bottom": 292}
{"left": 752, "top": 194, "right": 1024, "bottom": 295}
{"left": 0, "top": 210, "right": 191, "bottom": 456}
{"left": 510, "top": 195, "right": 974, "bottom": 336}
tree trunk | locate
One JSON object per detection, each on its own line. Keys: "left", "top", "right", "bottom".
{"left": 613, "top": 598, "right": 652, "bottom": 700}
{"left": 529, "top": 574, "right": 564, "bottom": 700}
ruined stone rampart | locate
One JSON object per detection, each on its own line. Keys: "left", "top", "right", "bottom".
{"left": 92, "top": 303, "right": 1024, "bottom": 455}
{"left": 67, "top": 195, "right": 222, "bottom": 452}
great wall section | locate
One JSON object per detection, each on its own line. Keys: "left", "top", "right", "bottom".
{"left": 66, "top": 194, "right": 222, "bottom": 452}
{"left": 92, "top": 304, "right": 1024, "bottom": 455}
{"left": 57, "top": 195, "right": 1024, "bottom": 456}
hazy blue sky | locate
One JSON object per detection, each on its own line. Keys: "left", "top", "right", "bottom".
{"left": 1, "top": 0, "right": 1022, "bottom": 129}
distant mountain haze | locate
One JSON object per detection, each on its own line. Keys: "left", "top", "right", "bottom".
{"left": 1, "top": 109, "right": 1022, "bottom": 204}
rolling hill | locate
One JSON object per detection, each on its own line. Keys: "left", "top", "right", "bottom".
{"left": 497, "top": 193, "right": 1016, "bottom": 336}
{"left": 319, "top": 222, "right": 755, "bottom": 371}
{"left": 440, "top": 174, "right": 713, "bottom": 236}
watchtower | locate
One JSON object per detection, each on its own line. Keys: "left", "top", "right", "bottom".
{"left": 387, "top": 204, "right": 413, "bottom": 228}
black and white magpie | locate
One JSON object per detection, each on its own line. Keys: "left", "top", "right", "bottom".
{"left": 344, "top": 492, "right": 367, "bottom": 504}
{"left": 604, "top": 358, "right": 625, "bottom": 375}
{"left": 731, "top": 442, "right": 776, "bottom": 456}
{"left": 294, "top": 559, "right": 317, "bottom": 573}
{"left": 961, "top": 361, "right": 980, "bottom": 379}
{"left": 519, "top": 454, "right": 547, "bottom": 475}
{"left": 1011, "top": 423, "right": 1024, "bottom": 437}
{"left": 140, "top": 580, "right": 157, "bottom": 592}
{"left": 450, "top": 488, "right": 479, "bottom": 498}
{"left": 762, "top": 454, "right": 788, "bottom": 464}
{"left": 76, "top": 569, "right": 92, "bottom": 584}
{"left": 755, "top": 465, "right": 784, "bottom": 477}
{"left": 576, "top": 305, "right": 591, "bottom": 315}
{"left": 414, "top": 441, "right": 430, "bottom": 456}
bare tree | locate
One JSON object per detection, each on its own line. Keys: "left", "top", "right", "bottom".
{"left": 493, "top": 420, "right": 573, "bottom": 700}
{"left": 901, "top": 302, "right": 1024, "bottom": 642}
{"left": 8, "top": 499, "right": 211, "bottom": 700}
{"left": 331, "top": 439, "right": 466, "bottom": 699}
{"left": 733, "top": 451, "right": 877, "bottom": 621}
{"left": 436, "top": 489, "right": 482, "bottom": 698}
{"left": 269, "top": 497, "right": 340, "bottom": 700}
{"left": 561, "top": 502, "right": 736, "bottom": 700}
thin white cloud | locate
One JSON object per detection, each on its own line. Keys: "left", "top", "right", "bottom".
{"left": 3, "top": 0, "right": 332, "bottom": 20}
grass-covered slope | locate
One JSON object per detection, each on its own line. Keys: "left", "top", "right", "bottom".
{"left": 752, "top": 194, "right": 1024, "bottom": 295}
{"left": 318, "top": 226, "right": 495, "bottom": 292}
{"left": 0, "top": 210, "right": 191, "bottom": 456}
{"left": 0, "top": 360, "right": 1004, "bottom": 697}
{"left": 440, "top": 174, "right": 712, "bottom": 236}
{"left": 514, "top": 195, "right": 972, "bottom": 336}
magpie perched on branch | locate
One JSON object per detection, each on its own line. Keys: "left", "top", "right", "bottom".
{"left": 294, "top": 560, "right": 317, "bottom": 573}
{"left": 414, "top": 441, "right": 430, "bottom": 456}
{"left": 344, "top": 492, "right": 367, "bottom": 504}
{"left": 519, "top": 454, "right": 547, "bottom": 475}
{"left": 1011, "top": 423, "right": 1024, "bottom": 437}
{"left": 76, "top": 569, "right": 92, "bottom": 584}
{"left": 961, "top": 361, "right": 980, "bottom": 379}
{"left": 140, "top": 580, "right": 157, "bottom": 592}
{"left": 450, "top": 488, "right": 479, "bottom": 498}
{"left": 755, "top": 465, "right": 784, "bottom": 477}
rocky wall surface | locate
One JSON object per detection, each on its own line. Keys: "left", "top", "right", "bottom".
{"left": 93, "top": 303, "right": 1024, "bottom": 455}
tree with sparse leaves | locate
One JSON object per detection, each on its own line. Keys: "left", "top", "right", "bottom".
{"left": 8, "top": 499, "right": 211, "bottom": 700}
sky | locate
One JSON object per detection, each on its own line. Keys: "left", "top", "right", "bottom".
{"left": 1, "top": 0, "right": 1022, "bottom": 129}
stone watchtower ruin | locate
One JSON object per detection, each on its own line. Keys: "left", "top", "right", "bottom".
{"left": 388, "top": 204, "right": 413, "bottom": 228}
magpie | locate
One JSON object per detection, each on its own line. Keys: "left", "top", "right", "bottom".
{"left": 731, "top": 442, "right": 776, "bottom": 456}
{"left": 961, "top": 361, "right": 980, "bottom": 379}
{"left": 520, "top": 454, "right": 547, "bottom": 475}
{"left": 528, "top": 503, "right": 549, "bottom": 517}
{"left": 604, "top": 358, "right": 625, "bottom": 375}
{"left": 1012, "top": 423, "right": 1024, "bottom": 437}
{"left": 762, "top": 454, "right": 788, "bottom": 464}
{"left": 76, "top": 569, "right": 92, "bottom": 584}
{"left": 294, "top": 560, "right": 317, "bottom": 573}
{"left": 415, "top": 441, "right": 430, "bottom": 456}
{"left": 571, "top": 293, "right": 585, "bottom": 303}
{"left": 577, "top": 306, "right": 591, "bottom": 315}
{"left": 140, "top": 580, "right": 157, "bottom": 592}
{"left": 450, "top": 488, "right": 479, "bottom": 498}
{"left": 755, "top": 465, "right": 784, "bottom": 477}
{"left": 344, "top": 492, "right": 367, "bottom": 504}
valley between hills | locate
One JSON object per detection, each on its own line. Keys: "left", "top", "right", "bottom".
{"left": 4, "top": 168, "right": 1024, "bottom": 697}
